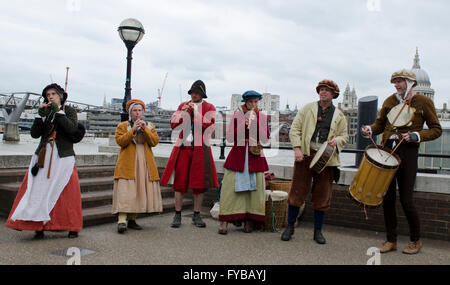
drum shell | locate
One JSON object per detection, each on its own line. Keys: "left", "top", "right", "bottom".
{"left": 349, "top": 145, "right": 401, "bottom": 206}
{"left": 310, "top": 144, "right": 336, "bottom": 174}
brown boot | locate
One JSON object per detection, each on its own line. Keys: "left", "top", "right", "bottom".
{"left": 402, "top": 240, "right": 422, "bottom": 254}
{"left": 379, "top": 241, "right": 397, "bottom": 253}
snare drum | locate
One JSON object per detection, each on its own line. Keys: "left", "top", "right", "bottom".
{"left": 349, "top": 145, "right": 401, "bottom": 206}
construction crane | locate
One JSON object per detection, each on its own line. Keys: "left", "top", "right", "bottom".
{"left": 157, "top": 72, "right": 168, "bottom": 108}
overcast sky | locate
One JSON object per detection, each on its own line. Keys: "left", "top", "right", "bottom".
{"left": 0, "top": 0, "right": 449, "bottom": 110}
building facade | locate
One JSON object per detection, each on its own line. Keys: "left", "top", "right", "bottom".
{"left": 341, "top": 83, "right": 358, "bottom": 111}
{"left": 436, "top": 103, "right": 449, "bottom": 121}
{"left": 339, "top": 84, "right": 358, "bottom": 146}
{"left": 411, "top": 48, "right": 435, "bottom": 101}
{"left": 230, "top": 92, "right": 280, "bottom": 114}
{"left": 418, "top": 121, "right": 450, "bottom": 172}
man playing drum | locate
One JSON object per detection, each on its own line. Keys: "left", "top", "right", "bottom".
{"left": 281, "top": 80, "right": 348, "bottom": 244}
{"left": 362, "top": 69, "right": 442, "bottom": 254}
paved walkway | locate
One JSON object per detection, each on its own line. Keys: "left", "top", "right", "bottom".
{"left": 1, "top": 209, "right": 449, "bottom": 265}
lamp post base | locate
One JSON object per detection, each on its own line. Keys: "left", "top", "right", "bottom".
{"left": 219, "top": 138, "right": 226, "bottom": 160}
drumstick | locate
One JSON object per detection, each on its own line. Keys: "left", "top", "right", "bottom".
{"left": 369, "top": 135, "right": 383, "bottom": 157}
{"left": 384, "top": 137, "right": 405, "bottom": 162}
{"left": 64, "top": 67, "right": 70, "bottom": 92}
{"left": 390, "top": 137, "right": 405, "bottom": 154}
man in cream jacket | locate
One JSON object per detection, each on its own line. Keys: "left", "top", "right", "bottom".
{"left": 281, "top": 79, "right": 348, "bottom": 244}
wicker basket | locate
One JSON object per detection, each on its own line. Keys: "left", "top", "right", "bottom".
{"left": 266, "top": 181, "right": 291, "bottom": 231}
{"left": 268, "top": 180, "right": 292, "bottom": 193}
{"left": 264, "top": 193, "right": 288, "bottom": 231}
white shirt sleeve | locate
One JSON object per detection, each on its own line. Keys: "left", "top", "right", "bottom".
{"left": 413, "top": 131, "right": 421, "bottom": 143}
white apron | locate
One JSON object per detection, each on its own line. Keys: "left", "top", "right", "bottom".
{"left": 11, "top": 143, "right": 75, "bottom": 223}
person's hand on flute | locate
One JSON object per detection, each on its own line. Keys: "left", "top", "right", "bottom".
{"left": 132, "top": 120, "right": 141, "bottom": 134}
{"left": 38, "top": 102, "right": 50, "bottom": 117}
{"left": 245, "top": 110, "right": 256, "bottom": 128}
{"left": 181, "top": 103, "right": 194, "bottom": 113}
{"left": 137, "top": 119, "right": 146, "bottom": 131}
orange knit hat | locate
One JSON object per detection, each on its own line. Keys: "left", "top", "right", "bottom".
{"left": 126, "top": 99, "right": 146, "bottom": 113}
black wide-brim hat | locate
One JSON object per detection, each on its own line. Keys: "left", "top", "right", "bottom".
{"left": 42, "top": 83, "right": 67, "bottom": 104}
{"left": 188, "top": 80, "right": 207, "bottom": 98}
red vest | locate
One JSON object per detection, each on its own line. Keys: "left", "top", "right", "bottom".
{"left": 161, "top": 101, "right": 219, "bottom": 188}
{"left": 223, "top": 108, "right": 270, "bottom": 172}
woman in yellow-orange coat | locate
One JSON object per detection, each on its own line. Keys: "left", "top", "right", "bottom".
{"left": 112, "top": 99, "right": 162, "bottom": 234}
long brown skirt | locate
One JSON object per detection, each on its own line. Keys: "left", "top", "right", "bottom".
{"left": 112, "top": 142, "right": 163, "bottom": 214}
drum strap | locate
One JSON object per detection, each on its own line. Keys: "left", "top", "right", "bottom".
{"left": 390, "top": 102, "right": 408, "bottom": 127}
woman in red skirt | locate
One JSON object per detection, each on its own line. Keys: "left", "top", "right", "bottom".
{"left": 5, "top": 83, "right": 82, "bottom": 239}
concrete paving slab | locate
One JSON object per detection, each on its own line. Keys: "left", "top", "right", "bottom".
{"left": 0, "top": 209, "right": 448, "bottom": 265}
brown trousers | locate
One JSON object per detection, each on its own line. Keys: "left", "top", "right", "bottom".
{"left": 288, "top": 150, "right": 334, "bottom": 211}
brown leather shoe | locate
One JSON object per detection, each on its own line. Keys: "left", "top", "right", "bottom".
{"left": 402, "top": 240, "right": 422, "bottom": 254}
{"left": 379, "top": 241, "right": 397, "bottom": 253}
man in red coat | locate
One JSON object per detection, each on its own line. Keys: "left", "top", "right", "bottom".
{"left": 161, "top": 80, "right": 219, "bottom": 228}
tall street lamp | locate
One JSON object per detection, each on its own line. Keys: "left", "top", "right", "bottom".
{"left": 118, "top": 18, "right": 145, "bottom": 121}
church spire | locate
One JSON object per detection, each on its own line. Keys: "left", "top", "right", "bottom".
{"left": 344, "top": 83, "right": 350, "bottom": 98}
{"left": 413, "top": 47, "right": 421, "bottom": 69}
